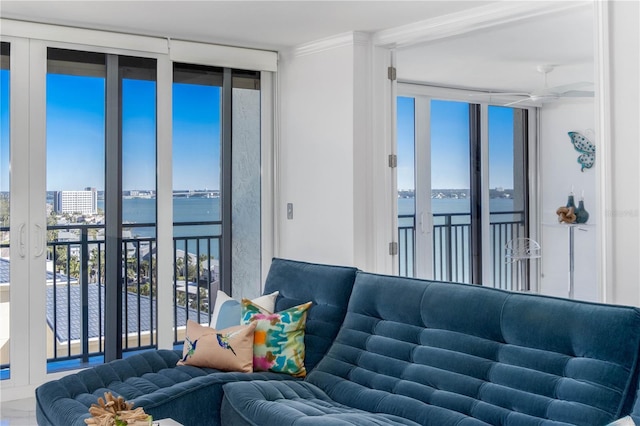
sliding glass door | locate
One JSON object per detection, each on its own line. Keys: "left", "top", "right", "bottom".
{"left": 172, "top": 63, "right": 223, "bottom": 340}
{"left": 430, "top": 100, "right": 472, "bottom": 283}
{"left": 396, "top": 93, "right": 530, "bottom": 290}
{"left": 0, "top": 24, "right": 274, "bottom": 393}
{"left": 171, "top": 65, "right": 262, "bottom": 344}
{"left": 45, "top": 49, "right": 160, "bottom": 367}
{"left": 46, "top": 48, "right": 107, "bottom": 367}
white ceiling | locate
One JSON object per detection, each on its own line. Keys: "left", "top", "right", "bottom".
{"left": 0, "top": 1, "right": 490, "bottom": 51}
{"left": 396, "top": 4, "right": 594, "bottom": 94}
{"left": 0, "top": 0, "right": 594, "bottom": 94}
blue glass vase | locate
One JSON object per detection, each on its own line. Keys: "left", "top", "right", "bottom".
{"left": 566, "top": 194, "right": 576, "bottom": 209}
{"left": 575, "top": 199, "right": 589, "bottom": 224}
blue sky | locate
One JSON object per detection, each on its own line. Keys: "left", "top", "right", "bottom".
{"left": 1, "top": 70, "right": 9, "bottom": 192}
{"left": 46, "top": 74, "right": 106, "bottom": 191}
{"left": 397, "top": 97, "right": 516, "bottom": 190}
{"left": 29, "top": 73, "right": 221, "bottom": 192}
{"left": 0, "top": 70, "right": 221, "bottom": 192}
{"left": 488, "top": 106, "right": 515, "bottom": 190}
{"left": 122, "top": 78, "right": 157, "bottom": 191}
{"left": 2, "top": 70, "right": 515, "bottom": 193}
{"left": 172, "top": 83, "right": 221, "bottom": 191}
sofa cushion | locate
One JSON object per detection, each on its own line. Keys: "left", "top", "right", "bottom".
{"left": 262, "top": 258, "right": 358, "bottom": 373}
{"left": 304, "top": 272, "right": 640, "bottom": 425}
{"left": 221, "top": 380, "right": 427, "bottom": 425}
{"left": 35, "top": 349, "right": 296, "bottom": 426}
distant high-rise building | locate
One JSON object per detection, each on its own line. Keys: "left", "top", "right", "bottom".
{"left": 54, "top": 188, "right": 97, "bottom": 215}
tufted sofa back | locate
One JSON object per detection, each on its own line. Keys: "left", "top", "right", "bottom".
{"left": 307, "top": 272, "right": 640, "bottom": 425}
{"left": 262, "top": 258, "right": 358, "bottom": 373}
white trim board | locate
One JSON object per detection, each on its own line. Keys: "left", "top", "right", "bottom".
{"left": 594, "top": 1, "right": 612, "bottom": 304}
{"left": 373, "top": 1, "right": 590, "bottom": 48}
{"left": 284, "top": 31, "right": 371, "bottom": 59}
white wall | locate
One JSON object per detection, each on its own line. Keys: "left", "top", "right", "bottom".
{"left": 277, "top": 35, "right": 361, "bottom": 267}
{"left": 274, "top": 2, "right": 640, "bottom": 308}
{"left": 539, "top": 1, "right": 640, "bottom": 306}
{"left": 539, "top": 100, "right": 597, "bottom": 301}
{"left": 607, "top": 0, "right": 640, "bottom": 306}
{"left": 276, "top": 34, "right": 391, "bottom": 271}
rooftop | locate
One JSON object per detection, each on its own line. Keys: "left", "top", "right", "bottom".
{"left": 46, "top": 282, "right": 207, "bottom": 342}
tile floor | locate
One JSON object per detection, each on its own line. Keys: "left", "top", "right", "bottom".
{"left": 0, "top": 398, "right": 183, "bottom": 425}
{"left": 0, "top": 397, "right": 38, "bottom": 426}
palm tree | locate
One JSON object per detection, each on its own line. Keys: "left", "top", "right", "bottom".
{"left": 89, "top": 246, "right": 105, "bottom": 284}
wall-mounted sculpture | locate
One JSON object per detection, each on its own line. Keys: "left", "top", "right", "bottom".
{"left": 568, "top": 131, "right": 595, "bottom": 172}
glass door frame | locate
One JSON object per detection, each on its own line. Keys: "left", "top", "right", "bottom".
{"left": 396, "top": 83, "right": 539, "bottom": 289}
{"left": 3, "top": 35, "right": 32, "bottom": 389}
{"left": 3, "top": 38, "right": 172, "bottom": 388}
{"left": 1, "top": 23, "right": 276, "bottom": 397}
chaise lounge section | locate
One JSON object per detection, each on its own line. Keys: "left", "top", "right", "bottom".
{"left": 221, "top": 272, "right": 640, "bottom": 425}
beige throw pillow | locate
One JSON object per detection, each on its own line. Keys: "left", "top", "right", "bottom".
{"left": 177, "top": 320, "right": 257, "bottom": 373}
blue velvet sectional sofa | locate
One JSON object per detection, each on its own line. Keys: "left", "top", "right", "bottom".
{"left": 36, "top": 258, "right": 640, "bottom": 425}
{"left": 35, "top": 259, "right": 358, "bottom": 426}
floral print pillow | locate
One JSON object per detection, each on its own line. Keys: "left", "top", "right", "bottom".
{"left": 241, "top": 299, "right": 312, "bottom": 377}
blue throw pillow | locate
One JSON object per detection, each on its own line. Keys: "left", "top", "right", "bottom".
{"left": 209, "top": 290, "right": 278, "bottom": 329}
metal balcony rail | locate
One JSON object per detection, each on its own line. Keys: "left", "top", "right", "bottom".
{"left": 39, "top": 221, "right": 221, "bottom": 367}
{"left": 398, "top": 211, "right": 526, "bottom": 289}
{"left": 2, "top": 212, "right": 523, "bottom": 373}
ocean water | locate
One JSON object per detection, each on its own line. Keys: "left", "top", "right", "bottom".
{"left": 102, "top": 196, "right": 515, "bottom": 234}
{"left": 96, "top": 197, "right": 221, "bottom": 257}
{"left": 96, "top": 197, "right": 220, "bottom": 225}
{"left": 120, "top": 197, "right": 220, "bottom": 224}
{"left": 398, "top": 197, "right": 515, "bottom": 216}
{"left": 397, "top": 196, "right": 523, "bottom": 282}
{"left": 92, "top": 197, "right": 516, "bottom": 264}
{"left": 398, "top": 197, "right": 518, "bottom": 229}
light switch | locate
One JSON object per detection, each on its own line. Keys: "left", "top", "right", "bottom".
{"left": 287, "top": 203, "right": 293, "bottom": 220}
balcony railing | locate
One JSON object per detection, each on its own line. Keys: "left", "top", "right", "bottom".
{"left": 398, "top": 211, "right": 526, "bottom": 289}
{"left": 2, "top": 211, "right": 524, "bottom": 373}
{"left": 42, "top": 221, "right": 220, "bottom": 368}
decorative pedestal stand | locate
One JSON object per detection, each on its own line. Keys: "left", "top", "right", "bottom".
{"left": 544, "top": 223, "right": 592, "bottom": 299}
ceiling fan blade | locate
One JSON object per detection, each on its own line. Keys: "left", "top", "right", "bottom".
{"left": 503, "top": 98, "right": 531, "bottom": 107}
{"left": 537, "top": 81, "right": 594, "bottom": 96}
{"left": 468, "top": 92, "right": 529, "bottom": 98}
{"left": 559, "top": 90, "right": 594, "bottom": 98}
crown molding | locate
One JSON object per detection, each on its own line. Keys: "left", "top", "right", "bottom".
{"left": 373, "top": 1, "right": 591, "bottom": 49}
{"left": 284, "top": 31, "right": 371, "bottom": 59}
